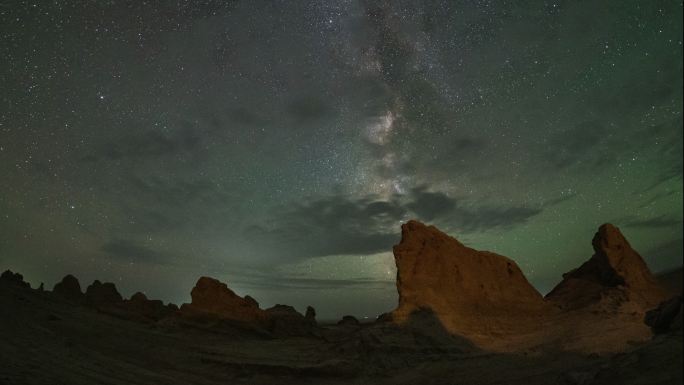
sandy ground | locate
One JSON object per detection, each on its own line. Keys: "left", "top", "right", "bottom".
{"left": 1, "top": 281, "right": 681, "bottom": 385}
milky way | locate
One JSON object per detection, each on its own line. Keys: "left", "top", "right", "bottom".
{"left": 1, "top": 1, "right": 682, "bottom": 319}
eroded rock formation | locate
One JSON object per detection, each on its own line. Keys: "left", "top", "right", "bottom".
{"left": 546, "top": 223, "right": 666, "bottom": 310}
{"left": 390, "top": 220, "right": 549, "bottom": 349}
{"left": 388, "top": 221, "right": 671, "bottom": 352}
{"left": 180, "top": 276, "right": 267, "bottom": 323}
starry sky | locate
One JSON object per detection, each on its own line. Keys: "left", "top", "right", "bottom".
{"left": 1, "top": 0, "right": 682, "bottom": 320}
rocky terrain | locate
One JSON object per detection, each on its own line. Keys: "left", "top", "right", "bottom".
{"left": 1, "top": 221, "right": 681, "bottom": 384}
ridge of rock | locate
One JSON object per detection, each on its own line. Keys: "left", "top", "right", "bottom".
{"left": 0, "top": 270, "right": 30, "bottom": 288}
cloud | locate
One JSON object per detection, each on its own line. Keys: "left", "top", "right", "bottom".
{"left": 405, "top": 186, "right": 542, "bottom": 232}
{"left": 406, "top": 186, "right": 456, "bottom": 221}
{"left": 644, "top": 238, "right": 684, "bottom": 272}
{"left": 243, "top": 194, "right": 406, "bottom": 261}
{"left": 127, "top": 174, "right": 228, "bottom": 207}
{"left": 101, "top": 239, "right": 172, "bottom": 265}
{"left": 448, "top": 205, "right": 542, "bottom": 233}
{"left": 287, "top": 96, "right": 336, "bottom": 123}
{"left": 81, "top": 127, "right": 200, "bottom": 162}
{"left": 621, "top": 214, "right": 683, "bottom": 229}
{"left": 541, "top": 120, "right": 609, "bottom": 169}
{"left": 245, "top": 187, "right": 542, "bottom": 261}
{"left": 231, "top": 275, "right": 395, "bottom": 291}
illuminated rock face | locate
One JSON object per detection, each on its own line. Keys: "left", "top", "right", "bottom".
{"left": 389, "top": 221, "right": 670, "bottom": 352}
{"left": 546, "top": 223, "right": 667, "bottom": 309}
{"left": 390, "top": 220, "right": 549, "bottom": 350}
{"left": 180, "top": 276, "right": 267, "bottom": 323}
{"left": 540, "top": 223, "right": 670, "bottom": 353}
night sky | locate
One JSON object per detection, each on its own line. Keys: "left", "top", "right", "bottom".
{"left": 1, "top": 0, "right": 682, "bottom": 320}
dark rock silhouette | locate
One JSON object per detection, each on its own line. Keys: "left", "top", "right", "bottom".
{"left": 265, "top": 304, "right": 316, "bottom": 336}
{"left": 338, "top": 315, "right": 360, "bottom": 326}
{"left": 124, "top": 292, "right": 177, "bottom": 321}
{"left": 179, "top": 277, "right": 318, "bottom": 336}
{"left": 645, "top": 295, "right": 683, "bottom": 334}
{"left": 305, "top": 305, "right": 316, "bottom": 321}
{"left": 375, "top": 312, "right": 393, "bottom": 323}
{"left": 546, "top": 223, "right": 666, "bottom": 310}
{"left": 244, "top": 295, "right": 260, "bottom": 308}
{"left": 52, "top": 274, "right": 84, "bottom": 301}
{"left": 390, "top": 220, "right": 548, "bottom": 350}
{"left": 85, "top": 280, "right": 123, "bottom": 306}
{"left": 0, "top": 270, "right": 30, "bottom": 288}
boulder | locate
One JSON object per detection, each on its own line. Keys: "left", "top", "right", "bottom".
{"left": 338, "top": 315, "right": 360, "bottom": 326}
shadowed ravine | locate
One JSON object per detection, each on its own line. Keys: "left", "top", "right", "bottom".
{"left": 1, "top": 221, "right": 682, "bottom": 385}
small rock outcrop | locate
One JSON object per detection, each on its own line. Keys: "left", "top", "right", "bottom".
{"left": 0, "top": 270, "right": 30, "bottom": 288}
{"left": 180, "top": 276, "right": 267, "bottom": 323}
{"left": 390, "top": 220, "right": 548, "bottom": 349}
{"left": 338, "top": 315, "right": 360, "bottom": 326}
{"left": 53, "top": 275, "right": 84, "bottom": 300}
{"left": 265, "top": 304, "right": 316, "bottom": 336}
{"left": 85, "top": 280, "right": 123, "bottom": 306}
{"left": 180, "top": 277, "right": 317, "bottom": 336}
{"left": 305, "top": 305, "right": 316, "bottom": 321}
{"left": 124, "top": 292, "right": 177, "bottom": 321}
